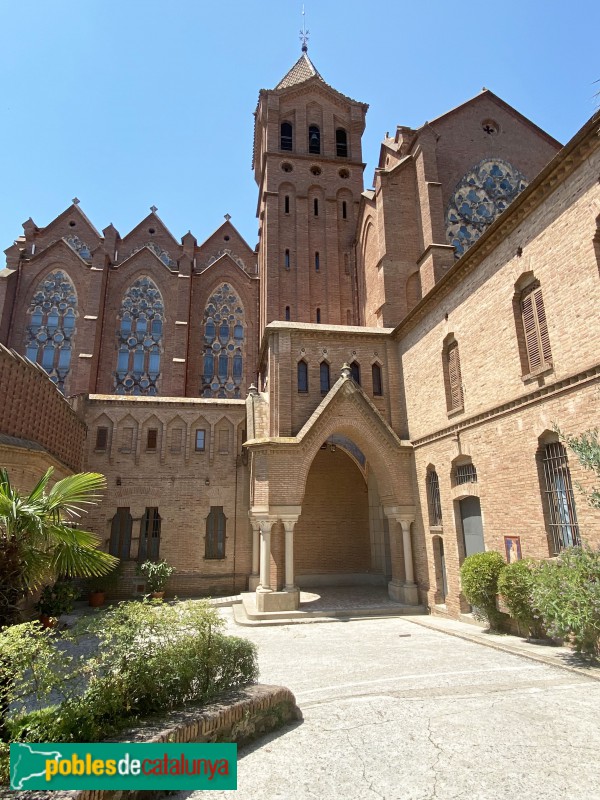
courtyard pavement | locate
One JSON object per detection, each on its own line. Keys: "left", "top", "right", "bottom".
{"left": 170, "top": 609, "right": 600, "bottom": 800}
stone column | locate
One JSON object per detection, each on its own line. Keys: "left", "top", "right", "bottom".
{"left": 248, "top": 518, "right": 260, "bottom": 591}
{"left": 281, "top": 518, "right": 298, "bottom": 591}
{"left": 257, "top": 518, "right": 272, "bottom": 593}
{"left": 384, "top": 507, "right": 419, "bottom": 606}
{"left": 400, "top": 520, "right": 415, "bottom": 584}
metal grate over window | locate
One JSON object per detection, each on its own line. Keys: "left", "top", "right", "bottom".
{"left": 426, "top": 471, "right": 443, "bottom": 526}
{"left": 455, "top": 463, "right": 477, "bottom": 485}
{"left": 542, "top": 442, "right": 580, "bottom": 553}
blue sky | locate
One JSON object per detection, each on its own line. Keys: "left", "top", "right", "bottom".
{"left": 1, "top": 0, "right": 598, "bottom": 252}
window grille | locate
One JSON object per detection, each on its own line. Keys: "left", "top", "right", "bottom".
{"left": 542, "top": 442, "right": 580, "bottom": 553}
{"left": 109, "top": 507, "right": 132, "bottom": 559}
{"left": 320, "top": 361, "right": 330, "bottom": 394}
{"left": 205, "top": 507, "right": 226, "bottom": 559}
{"left": 455, "top": 463, "right": 477, "bottom": 485}
{"left": 426, "top": 471, "right": 443, "bottom": 526}
{"left": 521, "top": 282, "right": 552, "bottom": 372}
{"left": 139, "top": 507, "right": 161, "bottom": 562}
{"left": 280, "top": 122, "right": 293, "bottom": 151}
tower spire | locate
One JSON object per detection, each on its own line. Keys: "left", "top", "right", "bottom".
{"left": 299, "top": 5, "right": 309, "bottom": 53}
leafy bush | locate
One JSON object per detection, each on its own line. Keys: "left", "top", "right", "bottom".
{"left": 34, "top": 580, "right": 79, "bottom": 617}
{"left": 3, "top": 600, "right": 258, "bottom": 752}
{"left": 531, "top": 546, "right": 600, "bottom": 657}
{"left": 459, "top": 551, "right": 506, "bottom": 630}
{"left": 136, "top": 559, "right": 175, "bottom": 592}
{"left": 497, "top": 559, "right": 544, "bottom": 639}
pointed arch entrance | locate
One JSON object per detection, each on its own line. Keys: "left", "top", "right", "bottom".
{"left": 246, "top": 373, "right": 418, "bottom": 611}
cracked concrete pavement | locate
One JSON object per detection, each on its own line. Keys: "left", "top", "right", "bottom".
{"left": 169, "top": 610, "right": 600, "bottom": 800}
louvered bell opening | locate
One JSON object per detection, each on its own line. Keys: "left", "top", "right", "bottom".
{"left": 542, "top": 442, "right": 580, "bottom": 554}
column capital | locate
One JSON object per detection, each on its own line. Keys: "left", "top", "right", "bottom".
{"left": 383, "top": 505, "right": 416, "bottom": 525}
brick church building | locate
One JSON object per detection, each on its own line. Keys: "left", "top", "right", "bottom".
{"left": 1, "top": 47, "right": 599, "bottom": 616}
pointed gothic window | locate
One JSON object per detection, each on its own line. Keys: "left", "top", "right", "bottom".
{"left": 297, "top": 360, "right": 308, "bottom": 393}
{"left": 350, "top": 361, "right": 361, "bottom": 384}
{"left": 320, "top": 361, "right": 330, "bottom": 394}
{"left": 201, "top": 283, "right": 244, "bottom": 398}
{"left": 205, "top": 507, "right": 226, "bottom": 559}
{"left": 25, "top": 270, "right": 78, "bottom": 393}
{"left": 372, "top": 363, "right": 383, "bottom": 396}
{"left": 336, "top": 128, "right": 348, "bottom": 158}
{"left": 281, "top": 122, "right": 293, "bottom": 151}
{"left": 114, "top": 277, "right": 164, "bottom": 395}
{"left": 309, "top": 125, "right": 320, "bottom": 155}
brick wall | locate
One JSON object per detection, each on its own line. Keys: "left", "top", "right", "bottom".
{"left": 0, "top": 344, "right": 85, "bottom": 471}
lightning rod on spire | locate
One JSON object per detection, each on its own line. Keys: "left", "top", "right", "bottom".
{"left": 299, "top": 5, "right": 309, "bottom": 53}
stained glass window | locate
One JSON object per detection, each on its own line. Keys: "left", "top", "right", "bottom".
{"left": 201, "top": 283, "right": 244, "bottom": 398}
{"left": 25, "top": 270, "right": 77, "bottom": 392}
{"left": 114, "top": 276, "right": 164, "bottom": 395}
{"left": 446, "top": 159, "right": 528, "bottom": 258}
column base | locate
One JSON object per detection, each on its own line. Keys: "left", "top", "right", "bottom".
{"left": 256, "top": 588, "right": 300, "bottom": 612}
{"left": 248, "top": 575, "right": 260, "bottom": 591}
{"left": 388, "top": 580, "right": 420, "bottom": 606}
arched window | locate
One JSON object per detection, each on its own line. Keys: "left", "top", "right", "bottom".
{"left": 115, "top": 277, "right": 164, "bottom": 396}
{"left": 372, "top": 363, "right": 383, "bottom": 396}
{"left": 443, "top": 338, "right": 464, "bottom": 412}
{"left": 426, "top": 470, "right": 443, "bottom": 526}
{"left": 313, "top": 198, "right": 319, "bottom": 216}
{"left": 109, "top": 507, "right": 132, "bottom": 560}
{"left": 541, "top": 442, "right": 580, "bottom": 553}
{"left": 281, "top": 122, "right": 293, "bottom": 151}
{"left": 297, "top": 360, "right": 308, "bottom": 393}
{"left": 202, "top": 283, "right": 244, "bottom": 398}
{"left": 342, "top": 201, "right": 347, "bottom": 220}
{"left": 284, "top": 195, "right": 290, "bottom": 214}
{"left": 520, "top": 281, "right": 552, "bottom": 373}
{"left": 138, "top": 507, "right": 161, "bottom": 562}
{"left": 320, "top": 361, "right": 330, "bottom": 394}
{"left": 25, "top": 270, "right": 77, "bottom": 392}
{"left": 308, "top": 125, "right": 321, "bottom": 154}
{"left": 350, "top": 361, "right": 360, "bottom": 384}
{"left": 205, "top": 506, "right": 226, "bottom": 559}
{"left": 336, "top": 128, "right": 348, "bottom": 158}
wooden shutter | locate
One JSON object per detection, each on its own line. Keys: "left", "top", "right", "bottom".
{"left": 447, "top": 342, "right": 464, "bottom": 409}
{"left": 522, "top": 283, "right": 552, "bottom": 372}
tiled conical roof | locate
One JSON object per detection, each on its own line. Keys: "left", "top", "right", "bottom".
{"left": 276, "top": 52, "right": 324, "bottom": 90}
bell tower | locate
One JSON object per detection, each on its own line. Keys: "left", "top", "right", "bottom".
{"left": 253, "top": 44, "right": 368, "bottom": 335}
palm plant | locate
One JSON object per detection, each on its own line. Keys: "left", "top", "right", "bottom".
{"left": 0, "top": 467, "right": 118, "bottom": 628}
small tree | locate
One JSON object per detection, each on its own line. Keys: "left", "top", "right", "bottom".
{"left": 459, "top": 551, "right": 506, "bottom": 630}
{"left": 556, "top": 426, "right": 600, "bottom": 510}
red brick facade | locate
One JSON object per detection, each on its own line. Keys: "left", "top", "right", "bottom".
{"left": 1, "top": 50, "right": 598, "bottom": 611}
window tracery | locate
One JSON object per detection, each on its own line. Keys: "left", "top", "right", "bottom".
{"left": 446, "top": 159, "right": 528, "bottom": 258}
{"left": 25, "top": 269, "right": 77, "bottom": 392}
{"left": 201, "top": 283, "right": 244, "bottom": 398}
{"left": 114, "top": 276, "right": 164, "bottom": 395}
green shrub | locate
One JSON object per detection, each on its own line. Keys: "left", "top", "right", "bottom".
{"left": 34, "top": 580, "right": 79, "bottom": 617}
{"left": 497, "top": 559, "right": 544, "bottom": 639}
{"left": 136, "top": 560, "right": 175, "bottom": 593}
{"left": 459, "top": 550, "right": 506, "bottom": 630}
{"left": 3, "top": 600, "right": 259, "bottom": 755}
{"left": 531, "top": 546, "right": 600, "bottom": 657}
